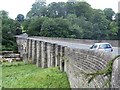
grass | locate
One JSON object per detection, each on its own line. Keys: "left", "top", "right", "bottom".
{"left": 0, "top": 64, "right": 2, "bottom": 89}
{"left": 2, "top": 62, "right": 70, "bottom": 88}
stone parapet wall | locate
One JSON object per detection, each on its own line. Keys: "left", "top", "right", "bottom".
{"left": 65, "top": 48, "right": 112, "bottom": 88}
{"left": 111, "top": 57, "right": 120, "bottom": 88}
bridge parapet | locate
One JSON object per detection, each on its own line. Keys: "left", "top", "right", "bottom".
{"left": 65, "top": 48, "right": 112, "bottom": 88}
{"left": 15, "top": 35, "right": 120, "bottom": 88}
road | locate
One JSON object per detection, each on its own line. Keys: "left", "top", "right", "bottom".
{"left": 52, "top": 41, "right": 118, "bottom": 55}
{"left": 28, "top": 37, "right": 119, "bottom": 56}
{"left": 64, "top": 42, "right": 118, "bottom": 55}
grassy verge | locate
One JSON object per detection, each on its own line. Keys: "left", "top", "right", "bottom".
{"left": 2, "top": 62, "right": 70, "bottom": 88}
{"left": 0, "top": 64, "right": 2, "bottom": 89}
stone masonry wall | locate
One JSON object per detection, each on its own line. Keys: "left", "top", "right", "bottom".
{"left": 111, "top": 57, "right": 120, "bottom": 88}
{"left": 15, "top": 35, "right": 119, "bottom": 88}
{"left": 65, "top": 48, "right": 113, "bottom": 88}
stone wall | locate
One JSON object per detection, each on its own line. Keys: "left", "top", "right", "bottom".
{"left": 111, "top": 57, "right": 120, "bottom": 88}
{"left": 65, "top": 48, "right": 112, "bottom": 88}
{"left": 16, "top": 38, "right": 27, "bottom": 58}
{"left": 15, "top": 35, "right": 120, "bottom": 88}
{"left": 15, "top": 34, "right": 28, "bottom": 58}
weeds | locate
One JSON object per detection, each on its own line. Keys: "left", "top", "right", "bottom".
{"left": 81, "top": 55, "right": 120, "bottom": 88}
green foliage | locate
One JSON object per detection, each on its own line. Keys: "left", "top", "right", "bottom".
{"left": 82, "top": 55, "right": 120, "bottom": 88}
{"left": 26, "top": 1, "right": 47, "bottom": 18}
{"left": 109, "top": 21, "right": 118, "bottom": 39}
{"left": 22, "top": 19, "right": 31, "bottom": 32}
{"left": 0, "top": 64, "right": 1, "bottom": 89}
{"left": 40, "top": 18, "right": 70, "bottom": 37}
{"left": 24, "top": 1, "right": 117, "bottom": 40}
{"left": 47, "top": 2, "right": 67, "bottom": 18}
{"left": 27, "top": 17, "right": 45, "bottom": 36}
{"left": 1, "top": 10, "right": 20, "bottom": 51}
{"left": 74, "top": 2, "right": 93, "bottom": 20}
{"left": 16, "top": 14, "right": 24, "bottom": 22}
{"left": 2, "top": 62, "right": 70, "bottom": 88}
{"left": 2, "top": 1, "right": 117, "bottom": 44}
{"left": 104, "top": 8, "right": 115, "bottom": 21}
{"left": 0, "top": 10, "right": 8, "bottom": 18}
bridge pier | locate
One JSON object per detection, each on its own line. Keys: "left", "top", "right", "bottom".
{"left": 44, "top": 42, "right": 48, "bottom": 68}
{"left": 26, "top": 40, "right": 66, "bottom": 70}
{"left": 55, "top": 44, "right": 59, "bottom": 67}
{"left": 36, "top": 41, "right": 41, "bottom": 67}
{"left": 64, "top": 47, "right": 69, "bottom": 72}
{"left": 28, "top": 39, "right": 32, "bottom": 63}
{"left": 23, "top": 40, "right": 28, "bottom": 64}
{"left": 32, "top": 40, "right": 37, "bottom": 64}
{"left": 62, "top": 46, "right": 65, "bottom": 71}
{"left": 58, "top": 45, "right": 65, "bottom": 71}
{"left": 40, "top": 41, "right": 46, "bottom": 68}
{"left": 26, "top": 39, "right": 29, "bottom": 64}
{"left": 50, "top": 44, "right": 55, "bottom": 67}
{"left": 61, "top": 46, "right": 65, "bottom": 71}
{"left": 46, "top": 42, "right": 51, "bottom": 68}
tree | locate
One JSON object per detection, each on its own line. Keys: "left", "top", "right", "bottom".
{"left": 40, "top": 18, "right": 70, "bottom": 37}
{"left": 47, "top": 2, "right": 66, "bottom": 18}
{"left": 104, "top": 8, "right": 115, "bottom": 21}
{"left": 22, "top": 19, "right": 31, "bottom": 32}
{"left": 1, "top": 10, "right": 20, "bottom": 51}
{"left": 16, "top": 14, "right": 24, "bottom": 22}
{"left": 25, "top": 1, "right": 117, "bottom": 40}
{"left": 74, "top": 2, "right": 93, "bottom": 20}
{"left": 26, "top": 0, "right": 47, "bottom": 18}
{"left": 0, "top": 10, "right": 9, "bottom": 18}
{"left": 114, "top": 13, "right": 119, "bottom": 21}
{"left": 66, "top": 2, "right": 76, "bottom": 15}
{"left": 27, "top": 17, "right": 45, "bottom": 36}
{"left": 69, "top": 24, "right": 84, "bottom": 38}
{"left": 66, "top": 14, "right": 84, "bottom": 38}
{"left": 108, "top": 21, "right": 118, "bottom": 39}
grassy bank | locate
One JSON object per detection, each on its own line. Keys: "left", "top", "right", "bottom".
{"left": 0, "top": 64, "right": 2, "bottom": 89}
{"left": 2, "top": 62, "right": 70, "bottom": 88}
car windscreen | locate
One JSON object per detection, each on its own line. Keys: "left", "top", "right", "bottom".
{"left": 99, "top": 44, "right": 111, "bottom": 49}
{"left": 90, "top": 44, "right": 97, "bottom": 49}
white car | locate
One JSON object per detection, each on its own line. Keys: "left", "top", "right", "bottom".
{"left": 90, "top": 43, "right": 113, "bottom": 52}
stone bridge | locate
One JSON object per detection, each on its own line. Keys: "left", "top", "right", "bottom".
{"left": 15, "top": 34, "right": 120, "bottom": 88}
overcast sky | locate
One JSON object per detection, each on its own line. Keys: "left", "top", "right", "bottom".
{"left": 0, "top": 0, "right": 119, "bottom": 19}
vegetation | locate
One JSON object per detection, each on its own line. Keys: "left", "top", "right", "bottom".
{"left": 1, "top": 0, "right": 119, "bottom": 51}
{"left": 82, "top": 55, "right": 120, "bottom": 88}
{"left": 2, "top": 62, "right": 70, "bottom": 88}
{"left": 0, "top": 64, "right": 1, "bottom": 89}
{"left": 1, "top": 1, "right": 119, "bottom": 88}
{"left": 24, "top": 1, "right": 118, "bottom": 40}
{"left": 1, "top": 10, "right": 21, "bottom": 51}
